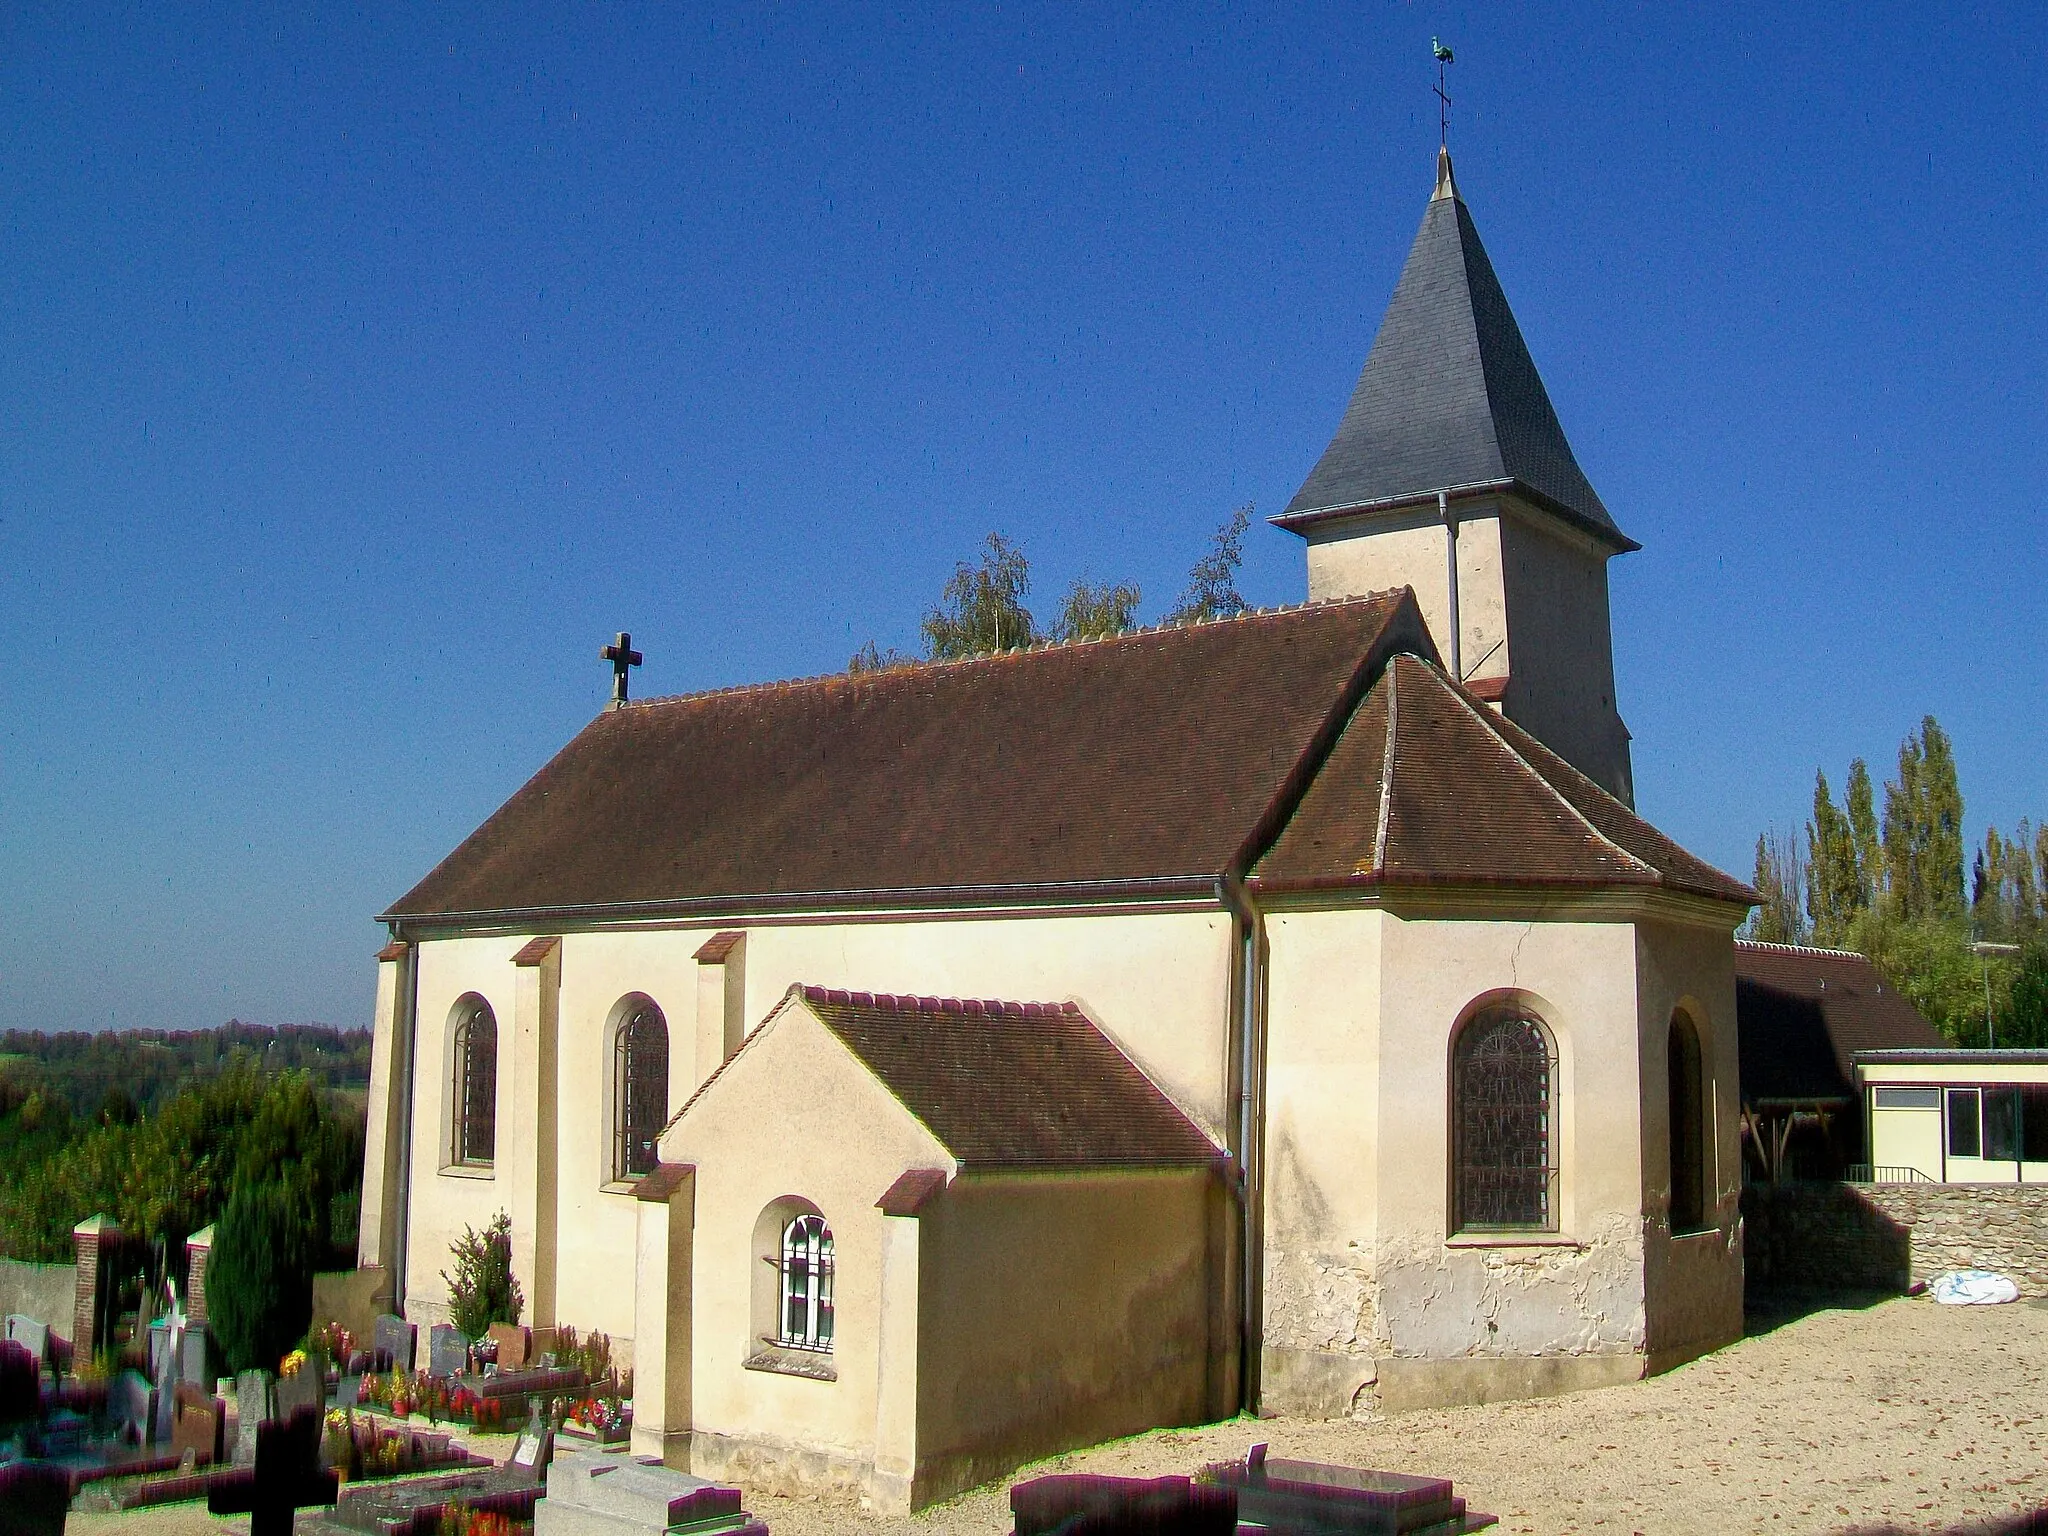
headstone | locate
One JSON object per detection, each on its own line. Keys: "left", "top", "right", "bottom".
{"left": 537, "top": 1446, "right": 755, "bottom": 1536}
{"left": 427, "top": 1324, "right": 469, "bottom": 1379}
{"left": 180, "top": 1322, "right": 214, "bottom": 1387}
{"left": 208, "top": 1404, "right": 339, "bottom": 1536}
{"left": 335, "top": 1372, "right": 363, "bottom": 1409}
{"left": 5, "top": 1313, "right": 49, "bottom": 1367}
{"left": 171, "top": 1383, "right": 225, "bottom": 1466}
{"left": 0, "top": 1338, "right": 37, "bottom": 1421}
{"left": 276, "top": 1362, "right": 323, "bottom": 1421}
{"left": 372, "top": 1313, "right": 415, "bottom": 1374}
{"left": 506, "top": 1401, "right": 555, "bottom": 1485}
{"left": 235, "top": 1369, "right": 275, "bottom": 1466}
{"left": 1011, "top": 1475, "right": 1237, "bottom": 1536}
{"left": 109, "top": 1367, "right": 155, "bottom": 1442}
{"left": 487, "top": 1321, "right": 530, "bottom": 1371}
{"left": 1197, "top": 1446, "right": 1480, "bottom": 1535}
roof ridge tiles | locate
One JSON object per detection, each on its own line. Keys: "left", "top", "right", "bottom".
{"left": 1733, "top": 939, "right": 1867, "bottom": 959}
{"left": 799, "top": 984, "right": 1078, "bottom": 1019}
{"left": 612, "top": 589, "right": 1412, "bottom": 713}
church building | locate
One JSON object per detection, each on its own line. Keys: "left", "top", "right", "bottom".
{"left": 354, "top": 149, "right": 1755, "bottom": 1512}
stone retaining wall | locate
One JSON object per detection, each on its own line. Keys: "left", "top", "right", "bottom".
{"left": 1743, "top": 1181, "right": 2048, "bottom": 1295}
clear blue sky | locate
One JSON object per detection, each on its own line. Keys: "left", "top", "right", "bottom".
{"left": 3, "top": 3, "right": 2043, "bottom": 1034}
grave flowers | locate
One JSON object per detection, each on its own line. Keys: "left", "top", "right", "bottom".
{"left": 564, "top": 1395, "right": 630, "bottom": 1444}
{"left": 279, "top": 1349, "right": 309, "bottom": 1378}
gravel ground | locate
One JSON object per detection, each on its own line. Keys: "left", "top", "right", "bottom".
{"left": 62, "top": 1295, "right": 2048, "bottom": 1536}
{"left": 748, "top": 1295, "right": 2048, "bottom": 1536}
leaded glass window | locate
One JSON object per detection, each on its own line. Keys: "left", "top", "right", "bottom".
{"left": 614, "top": 1001, "right": 669, "bottom": 1180}
{"left": 1453, "top": 1005, "right": 1556, "bottom": 1231}
{"left": 452, "top": 999, "right": 497, "bottom": 1166}
{"left": 778, "top": 1214, "right": 834, "bottom": 1353}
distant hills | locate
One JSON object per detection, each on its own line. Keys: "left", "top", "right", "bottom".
{"left": 0, "top": 1021, "right": 372, "bottom": 1121}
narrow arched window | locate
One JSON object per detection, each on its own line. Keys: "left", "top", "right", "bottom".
{"left": 778, "top": 1214, "right": 834, "bottom": 1353}
{"left": 1452, "top": 1004, "right": 1556, "bottom": 1231}
{"left": 452, "top": 998, "right": 498, "bottom": 1166}
{"left": 1668, "top": 1013, "right": 1707, "bottom": 1233}
{"left": 613, "top": 1000, "right": 669, "bottom": 1181}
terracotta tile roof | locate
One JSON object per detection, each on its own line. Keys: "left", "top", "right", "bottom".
{"left": 875, "top": 1168, "right": 949, "bottom": 1216}
{"left": 383, "top": 593, "right": 1421, "bottom": 920}
{"left": 375, "top": 941, "right": 409, "bottom": 963}
{"left": 1249, "top": 653, "right": 1753, "bottom": 904}
{"left": 798, "top": 986, "right": 1222, "bottom": 1171}
{"left": 1734, "top": 941, "right": 1949, "bottom": 1105}
{"left": 693, "top": 931, "right": 743, "bottom": 963}
{"left": 510, "top": 935, "right": 559, "bottom": 967}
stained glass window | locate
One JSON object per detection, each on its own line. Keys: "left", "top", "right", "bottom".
{"left": 613, "top": 1002, "right": 669, "bottom": 1180}
{"left": 452, "top": 999, "right": 497, "bottom": 1166}
{"left": 1453, "top": 1005, "right": 1555, "bottom": 1231}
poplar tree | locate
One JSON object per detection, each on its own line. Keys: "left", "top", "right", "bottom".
{"left": 1806, "top": 771, "right": 1861, "bottom": 945}
{"left": 1846, "top": 758, "right": 1880, "bottom": 908}
{"left": 1748, "top": 831, "right": 1808, "bottom": 944}
{"left": 1881, "top": 717, "right": 1964, "bottom": 921}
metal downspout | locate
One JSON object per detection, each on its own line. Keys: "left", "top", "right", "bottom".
{"left": 1218, "top": 874, "right": 1267, "bottom": 1415}
{"left": 1440, "top": 489, "right": 1462, "bottom": 681}
{"left": 391, "top": 931, "right": 419, "bottom": 1314}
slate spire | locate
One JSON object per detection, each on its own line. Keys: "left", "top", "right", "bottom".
{"left": 1281, "top": 149, "right": 1635, "bottom": 551}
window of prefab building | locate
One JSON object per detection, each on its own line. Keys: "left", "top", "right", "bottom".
{"left": 1948, "top": 1088, "right": 1981, "bottom": 1158}
{"left": 1984, "top": 1088, "right": 2021, "bottom": 1162}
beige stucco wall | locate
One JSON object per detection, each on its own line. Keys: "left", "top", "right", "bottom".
{"left": 393, "top": 908, "right": 1233, "bottom": 1352}
{"left": 1300, "top": 497, "right": 1632, "bottom": 804}
{"left": 1632, "top": 918, "right": 1744, "bottom": 1370}
{"left": 1497, "top": 512, "right": 1632, "bottom": 803}
{"left": 663, "top": 1000, "right": 953, "bottom": 1499}
{"left": 1303, "top": 505, "right": 1508, "bottom": 690}
{"left": 1261, "top": 903, "right": 1735, "bottom": 1416}
{"left": 908, "top": 1169, "right": 1228, "bottom": 1508}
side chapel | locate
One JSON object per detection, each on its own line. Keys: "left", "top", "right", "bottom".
{"left": 354, "top": 149, "right": 1755, "bottom": 1511}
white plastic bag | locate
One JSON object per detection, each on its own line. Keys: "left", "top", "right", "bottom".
{"left": 1930, "top": 1269, "right": 2020, "bottom": 1305}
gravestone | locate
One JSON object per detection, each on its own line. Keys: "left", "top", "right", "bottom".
{"left": 109, "top": 1367, "right": 155, "bottom": 1443}
{"left": 5, "top": 1313, "right": 49, "bottom": 1368}
{"left": 488, "top": 1321, "right": 530, "bottom": 1371}
{"left": 180, "top": 1322, "right": 214, "bottom": 1387}
{"left": 506, "top": 1401, "right": 555, "bottom": 1485}
{"left": 171, "top": 1382, "right": 225, "bottom": 1466}
{"left": 372, "top": 1313, "right": 415, "bottom": 1374}
{"left": 0, "top": 1338, "right": 37, "bottom": 1422}
{"left": 208, "top": 1403, "right": 339, "bottom": 1536}
{"left": 276, "top": 1362, "right": 323, "bottom": 1421}
{"left": 236, "top": 1369, "right": 275, "bottom": 1466}
{"left": 427, "top": 1324, "right": 469, "bottom": 1379}
{"left": 1198, "top": 1445, "right": 1484, "bottom": 1534}
{"left": 1011, "top": 1474, "right": 1237, "bottom": 1536}
{"left": 537, "top": 1446, "right": 761, "bottom": 1536}
{"left": 335, "top": 1372, "right": 363, "bottom": 1409}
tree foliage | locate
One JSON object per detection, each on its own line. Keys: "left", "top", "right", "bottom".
{"left": 922, "top": 533, "right": 1037, "bottom": 658}
{"left": 1750, "top": 714, "right": 2044, "bottom": 1044}
{"left": 208, "top": 1177, "right": 320, "bottom": 1374}
{"left": 1167, "top": 504, "right": 1252, "bottom": 625}
{"left": 1050, "top": 578, "right": 1141, "bottom": 643}
{"left": 443, "top": 1211, "right": 524, "bottom": 1340}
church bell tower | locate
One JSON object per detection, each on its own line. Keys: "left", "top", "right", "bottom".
{"left": 1276, "top": 148, "right": 1637, "bottom": 805}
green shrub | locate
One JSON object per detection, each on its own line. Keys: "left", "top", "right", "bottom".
{"left": 207, "top": 1179, "right": 319, "bottom": 1373}
{"left": 443, "top": 1211, "right": 523, "bottom": 1341}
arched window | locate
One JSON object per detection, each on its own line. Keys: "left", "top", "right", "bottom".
{"left": 777, "top": 1213, "right": 834, "bottom": 1353}
{"left": 1668, "top": 1013, "right": 1707, "bottom": 1233}
{"left": 1452, "top": 1002, "right": 1557, "bottom": 1232}
{"left": 613, "top": 999, "right": 669, "bottom": 1181}
{"left": 451, "top": 998, "right": 498, "bottom": 1166}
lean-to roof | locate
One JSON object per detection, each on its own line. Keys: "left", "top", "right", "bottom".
{"left": 1735, "top": 941, "right": 1949, "bottom": 1105}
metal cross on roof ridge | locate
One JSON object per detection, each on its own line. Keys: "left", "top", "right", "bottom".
{"left": 602, "top": 630, "right": 643, "bottom": 707}
{"left": 1432, "top": 37, "right": 1455, "bottom": 148}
